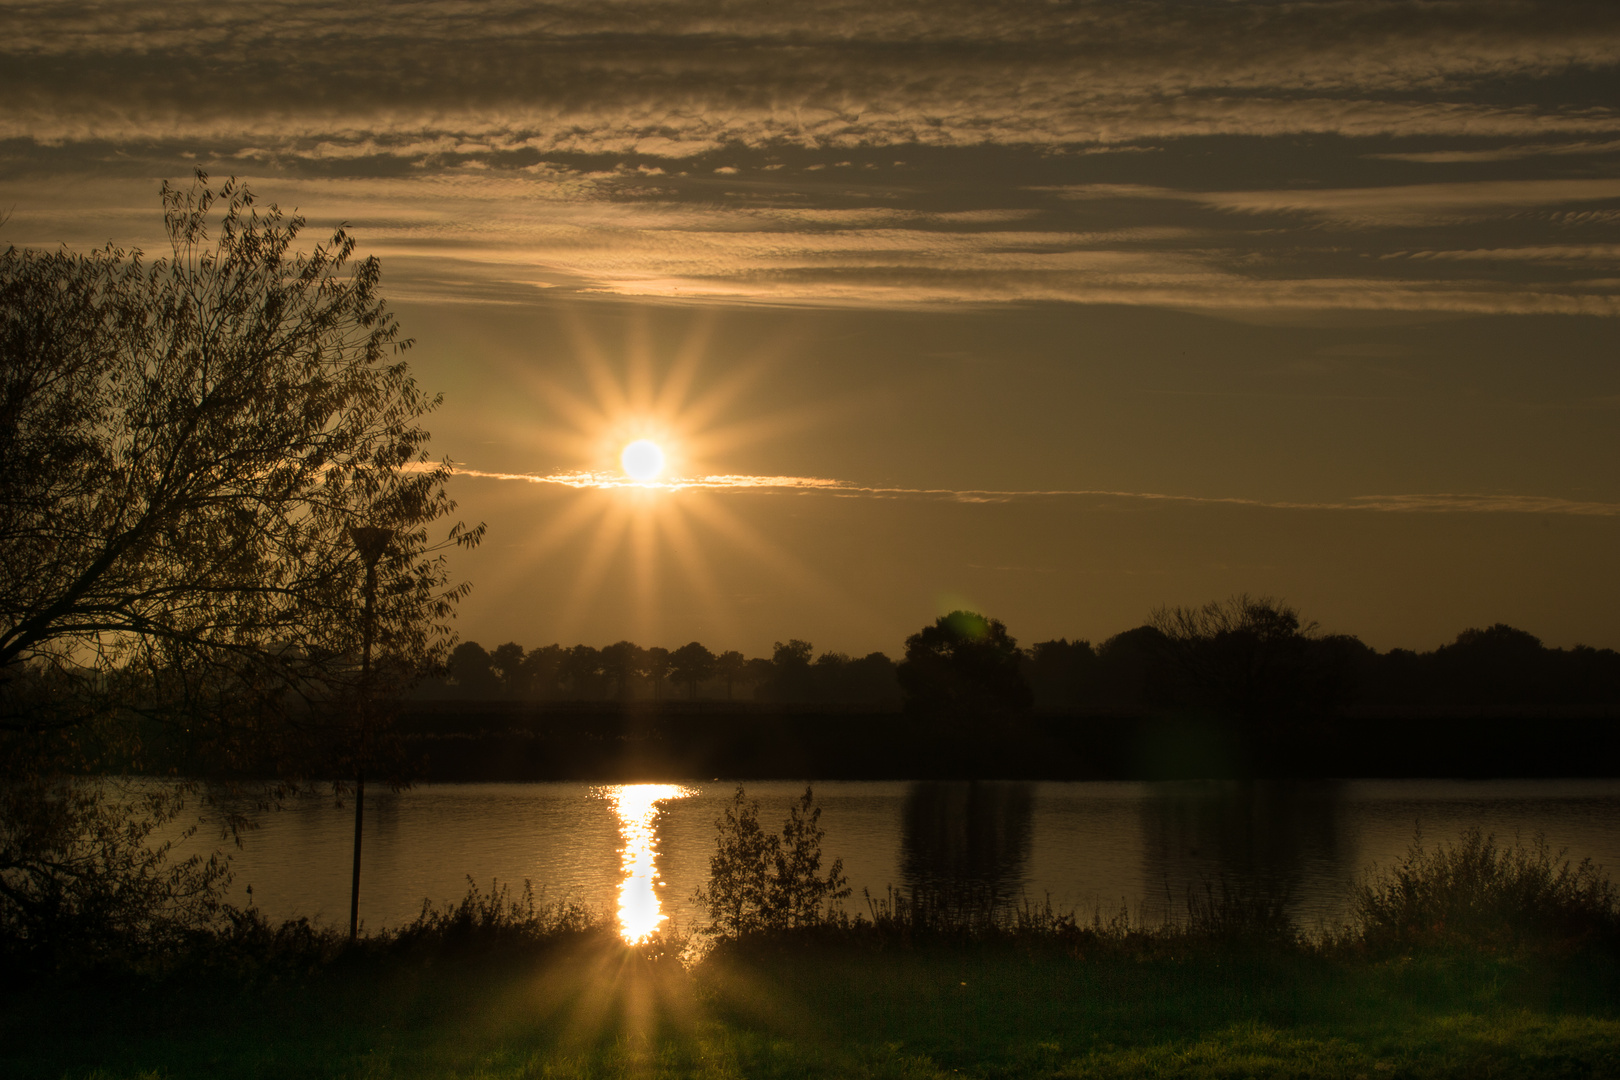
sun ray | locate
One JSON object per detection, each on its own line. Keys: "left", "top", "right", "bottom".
{"left": 653, "top": 312, "right": 715, "bottom": 419}
{"left": 655, "top": 501, "right": 741, "bottom": 647}
{"left": 625, "top": 315, "right": 656, "bottom": 414}
{"left": 629, "top": 499, "right": 662, "bottom": 644}
{"left": 557, "top": 502, "right": 635, "bottom": 632}
{"left": 678, "top": 488, "right": 878, "bottom": 629}
{"left": 568, "top": 312, "right": 632, "bottom": 420}
{"left": 666, "top": 331, "right": 785, "bottom": 421}
{"left": 520, "top": 486, "right": 620, "bottom": 559}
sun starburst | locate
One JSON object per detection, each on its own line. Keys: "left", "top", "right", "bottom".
{"left": 459, "top": 309, "right": 864, "bottom": 646}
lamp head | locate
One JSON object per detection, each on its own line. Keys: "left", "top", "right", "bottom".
{"left": 348, "top": 526, "right": 396, "bottom": 567}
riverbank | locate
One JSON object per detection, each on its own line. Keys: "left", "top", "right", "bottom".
{"left": 9, "top": 826, "right": 1619, "bottom": 1079}
{"left": 7, "top": 931, "right": 1618, "bottom": 1079}
{"left": 395, "top": 702, "right": 1620, "bottom": 781}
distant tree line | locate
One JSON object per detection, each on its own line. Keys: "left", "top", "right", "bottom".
{"left": 429, "top": 638, "right": 903, "bottom": 706}
{"left": 1029, "top": 600, "right": 1620, "bottom": 718}
{"left": 425, "top": 598, "right": 1620, "bottom": 716}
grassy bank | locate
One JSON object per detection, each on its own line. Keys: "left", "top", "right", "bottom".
{"left": 5, "top": 930, "right": 1618, "bottom": 1079}
{"left": 7, "top": 827, "right": 1618, "bottom": 1079}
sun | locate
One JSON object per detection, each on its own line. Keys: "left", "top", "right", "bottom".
{"left": 620, "top": 439, "right": 666, "bottom": 481}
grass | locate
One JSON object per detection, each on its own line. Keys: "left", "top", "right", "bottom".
{"left": 4, "top": 829, "right": 1619, "bottom": 1079}
{"left": 7, "top": 921, "right": 1619, "bottom": 1078}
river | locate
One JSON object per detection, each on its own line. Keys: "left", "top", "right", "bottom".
{"left": 212, "top": 779, "right": 1620, "bottom": 942}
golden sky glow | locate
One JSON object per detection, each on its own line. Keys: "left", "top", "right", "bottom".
{"left": 4, "top": 1, "right": 1618, "bottom": 651}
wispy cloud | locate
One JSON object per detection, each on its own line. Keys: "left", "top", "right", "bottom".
{"left": 1055, "top": 179, "right": 1620, "bottom": 227}
{"left": 6, "top": 1, "right": 1618, "bottom": 153}
{"left": 1368, "top": 139, "right": 1620, "bottom": 164}
{"left": 451, "top": 467, "right": 1620, "bottom": 517}
{"left": 1193, "top": 179, "right": 1620, "bottom": 227}
{"left": 8, "top": 165, "right": 1615, "bottom": 314}
{"left": 4, "top": 1, "right": 1617, "bottom": 315}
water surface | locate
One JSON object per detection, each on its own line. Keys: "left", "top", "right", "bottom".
{"left": 217, "top": 779, "right": 1620, "bottom": 939}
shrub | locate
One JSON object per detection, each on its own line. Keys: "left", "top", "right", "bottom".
{"left": 0, "top": 778, "right": 230, "bottom": 973}
{"left": 1353, "top": 825, "right": 1620, "bottom": 953}
{"left": 695, "top": 786, "right": 850, "bottom": 938}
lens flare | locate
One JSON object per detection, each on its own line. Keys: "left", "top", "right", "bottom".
{"left": 621, "top": 439, "right": 665, "bottom": 481}
{"left": 605, "top": 783, "right": 692, "bottom": 943}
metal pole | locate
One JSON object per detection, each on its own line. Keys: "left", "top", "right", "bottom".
{"left": 350, "top": 553, "right": 380, "bottom": 944}
{"left": 349, "top": 767, "right": 364, "bottom": 942}
{"left": 344, "top": 526, "right": 392, "bottom": 945}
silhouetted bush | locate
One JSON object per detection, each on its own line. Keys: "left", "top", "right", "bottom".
{"left": 1352, "top": 826, "right": 1620, "bottom": 954}
{"left": 0, "top": 779, "right": 230, "bottom": 974}
{"left": 694, "top": 786, "right": 850, "bottom": 938}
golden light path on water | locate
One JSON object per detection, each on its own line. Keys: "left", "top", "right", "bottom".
{"left": 604, "top": 783, "right": 694, "bottom": 943}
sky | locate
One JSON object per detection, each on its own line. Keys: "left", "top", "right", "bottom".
{"left": 4, "top": 0, "right": 1618, "bottom": 657}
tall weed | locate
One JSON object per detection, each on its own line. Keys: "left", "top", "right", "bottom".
{"left": 385, "top": 876, "right": 597, "bottom": 951}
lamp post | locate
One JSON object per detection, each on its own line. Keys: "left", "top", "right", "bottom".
{"left": 347, "top": 525, "right": 394, "bottom": 944}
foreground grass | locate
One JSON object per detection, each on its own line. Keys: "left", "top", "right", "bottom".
{"left": 5, "top": 931, "right": 1618, "bottom": 1080}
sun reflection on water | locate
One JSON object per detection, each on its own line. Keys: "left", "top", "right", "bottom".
{"left": 604, "top": 783, "right": 693, "bottom": 943}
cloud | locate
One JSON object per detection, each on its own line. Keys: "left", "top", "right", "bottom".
{"left": 1193, "top": 179, "right": 1620, "bottom": 227}
{"left": 452, "top": 467, "right": 1620, "bottom": 516}
{"left": 4, "top": 2, "right": 1617, "bottom": 315}
{"left": 1368, "top": 138, "right": 1620, "bottom": 164}
{"left": 1391, "top": 245, "right": 1620, "bottom": 262}
{"left": 1056, "top": 178, "right": 1620, "bottom": 227}
{"left": 6, "top": 166, "right": 1615, "bottom": 316}
{"left": 4, "top": 1, "right": 1619, "bottom": 156}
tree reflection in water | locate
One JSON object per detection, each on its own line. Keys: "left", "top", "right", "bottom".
{"left": 1137, "top": 781, "right": 1347, "bottom": 927}
{"left": 900, "top": 781, "right": 1035, "bottom": 911}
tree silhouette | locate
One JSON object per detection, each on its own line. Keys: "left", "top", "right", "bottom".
{"left": 516, "top": 643, "right": 565, "bottom": 700}
{"left": 694, "top": 786, "right": 849, "bottom": 937}
{"left": 1023, "top": 638, "right": 1097, "bottom": 709}
{"left": 599, "top": 640, "right": 645, "bottom": 701}
{"left": 448, "top": 641, "right": 498, "bottom": 697}
{"left": 644, "top": 646, "right": 672, "bottom": 702}
{"left": 670, "top": 641, "right": 716, "bottom": 700}
{"left": 561, "top": 644, "right": 602, "bottom": 700}
{"left": 897, "top": 611, "right": 1031, "bottom": 716}
{"left": 1149, "top": 594, "right": 1348, "bottom": 720}
{"left": 744, "top": 655, "right": 775, "bottom": 696}
{"left": 0, "top": 172, "right": 480, "bottom": 947}
{"left": 762, "top": 639, "right": 814, "bottom": 702}
{"left": 714, "top": 649, "right": 748, "bottom": 701}
{"left": 488, "top": 642, "right": 525, "bottom": 698}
